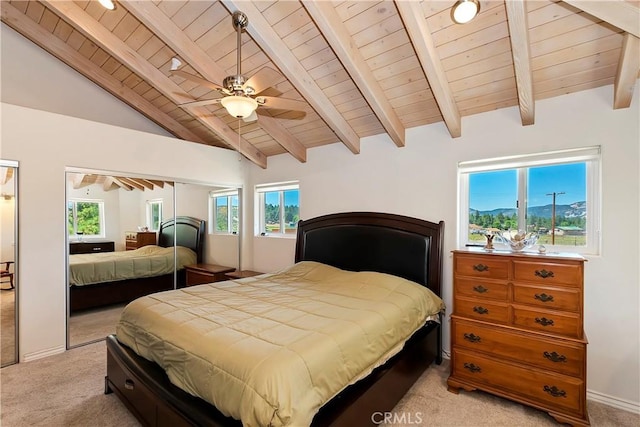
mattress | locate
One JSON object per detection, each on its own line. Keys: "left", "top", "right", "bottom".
{"left": 115, "top": 261, "right": 444, "bottom": 426}
{"left": 69, "top": 245, "right": 196, "bottom": 286}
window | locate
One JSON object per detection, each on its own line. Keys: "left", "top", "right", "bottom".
{"left": 68, "top": 199, "right": 105, "bottom": 238}
{"left": 458, "top": 147, "right": 600, "bottom": 254}
{"left": 146, "top": 200, "right": 163, "bottom": 231}
{"left": 210, "top": 190, "right": 239, "bottom": 234}
{"left": 256, "top": 182, "right": 299, "bottom": 236}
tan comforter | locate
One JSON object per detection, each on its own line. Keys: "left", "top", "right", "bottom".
{"left": 69, "top": 245, "right": 196, "bottom": 286}
{"left": 116, "top": 261, "right": 444, "bottom": 426}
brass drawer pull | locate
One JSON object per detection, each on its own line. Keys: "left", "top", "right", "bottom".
{"left": 543, "top": 351, "right": 567, "bottom": 363}
{"left": 535, "top": 293, "right": 554, "bottom": 302}
{"left": 473, "top": 306, "right": 489, "bottom": 315}
{"left": 463, "top": 333, "right": 481, "bottom": 343}
{"left": 473, "top": 264, "right": 489, "bottom": 272}
{"left": 535, "top": 317, "right": 554, "bottom": 327}
{"left": 535, "top": 269, "right": 554, "bottom": 279}
{"left": 473, "top": 285, "right": 488, "bottom": 293}
{"left": 124, "top": 379, "right": 135, "bottom": 390}
{"left": 463, "top": 363, "right": 481, "bottom": 373}
{"left": 543, "top": 385, "right": 566, "bottom": 398}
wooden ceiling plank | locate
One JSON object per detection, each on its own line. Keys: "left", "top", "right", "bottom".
{"left": 147, "top": 180, "right": 165, "bottom": 188}
{"left": 562, "top": 0, "right": 640, "bottom": 38}
{"left": 112, "top": 177, "right": 134, "bottom": 191}
{"left": 221, "top": 0, "right": 360, "bottom": 154}
{"left": 395, "top": 1, "right": 461, "bottom": 138}
{"left": 303, "top": 0, "right": 405, "bottom": 147}
{"left": 131, "top": 178, "right": 154, "bottom": 190}
{"left": 0, "top": 2, "right": 204, "bottom": 145}
{"left": 505, "top": 0, "right": 535, "bottom": 126}
{"left": 39, "top": 0, "right": 266, "bottom": 169}
{"left": 614, "top": 33, "right": 640, "bottom": 109}
{"left": 121, "top": 0, "right": 306, "bottom": 163}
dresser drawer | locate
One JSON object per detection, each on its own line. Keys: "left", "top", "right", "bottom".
{"left": 452, "top": 318, "right": 585, "bottom": 377}
{"left": 512, "top": 306, "right": 582, "bottom": 338}
{"left": 455, "top": 296, "right": 509, "bottom": 324}
{"left": 456, "top": 277, "right": 508, "bottom": 301}
{"left": 452, "top": 348, "right": 585, "bottom": 415}
{"left": 455, "top": 255, "right": 509, "bottom": 280}
{"left": 513, "top": 284, "right": 581, "bottom": 312}
{"left": 513, "top": 261, "right": 582, "bottom": 287}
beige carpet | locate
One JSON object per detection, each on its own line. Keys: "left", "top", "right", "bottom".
{"left": 68, "top": 304, "right": 126, "bottom": 347}
{"left": 0, "top": 289, "right": 16, "bottom": 367}
{"left": 1, "top": 340, "right": 638, "bottom": 427}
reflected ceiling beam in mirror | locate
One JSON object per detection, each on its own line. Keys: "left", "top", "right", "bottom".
{"left": 115, "top": 177, "right": 143, "bottom": 191}
{"left": 1, "top": 167, "right": 14, "bottom": 185}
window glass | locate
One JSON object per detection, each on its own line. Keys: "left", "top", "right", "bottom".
{"left": 215, "top": 197, "right": 229, "bottom": 233}
{"left": 527, "top": 163, "right": 586, "bottom": 247}
{"left": 211, "top": 193, "right": 240, "bottom": 234}
{"left": 147, "top": 200, "right": 162, "bottom": 231}
{"left": 68, "top": 200, "right": 104, "bottom": 238}
{"left": 459, "top": 147, "right": 599, "bottom": 254}
{"left": 256, "top": 183, "right": 299, "bottom": 237}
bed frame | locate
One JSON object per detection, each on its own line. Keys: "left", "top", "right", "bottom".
{"left": 105, "top": 212, "right": 444, "bottom": 426}
{"left": 69, "top": 216, "right": 205, "bottom": 313}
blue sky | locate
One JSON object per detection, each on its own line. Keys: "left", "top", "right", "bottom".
{"left": 469, "top": 163, "right": 586, "bottom": 211}
{"left": 265, "top": 190, "right": 299, "bottom": 206}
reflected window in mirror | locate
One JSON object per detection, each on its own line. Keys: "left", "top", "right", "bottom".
{"left": 210, "top": 190, "right": 239, "bottom": 235}
{"left": 146, "top": 199, "right": 163, "bottom": 231}
{"left": 68, "top": 199, "right": 106, "bottom": 239}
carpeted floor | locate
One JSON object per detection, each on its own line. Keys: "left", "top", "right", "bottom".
{"left": 1, "top": 288, "right": 16, "bottom": 367}
{"left": 0, "top": 340, "right": 637, "bottom": 427}
{"left": 68, "top": 304, "right": 126, "bottom": 347}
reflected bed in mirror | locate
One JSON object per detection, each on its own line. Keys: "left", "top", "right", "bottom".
{"left": 69, "top": 216, "right": 206, "bottom": 313}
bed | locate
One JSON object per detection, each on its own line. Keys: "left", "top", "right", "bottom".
{"left": 105, "top": 211, "right": 444, "bottom": 426}
{"left": 69, "top": 216, "right": 205, "bottom": 313}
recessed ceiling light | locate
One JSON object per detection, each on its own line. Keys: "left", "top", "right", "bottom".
{"left": 98, "top": 0, "right": 116, "bottom": 11}
{"left": 451, "top": 0, "right": 480, "bottom": 24}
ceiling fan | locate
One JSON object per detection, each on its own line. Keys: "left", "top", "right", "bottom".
{"left": 170, "top": 11, "right": 306, "bottom": 123}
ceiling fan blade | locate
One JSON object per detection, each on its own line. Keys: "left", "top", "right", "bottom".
{"left": 179, "top": 98, "right": 223, "bottom": 108}
{"left": 244, "top": 67, "right": 282, "bottom": 95}
{"left": 257, "top": 108, "right": 306, "bottom": 120}
{"left": 171, "top": 70, "right": 224, "bottom": 92}
{"left": 256, "top": 96, "right": 307, "bottom": 112}
{"left": 243, "top": 110, "right": 258, "bottom": 123}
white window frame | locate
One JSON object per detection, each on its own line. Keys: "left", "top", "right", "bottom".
{"left": 68, "top": 198, "right": 106, "bottom": 239}
{"left": 458, "top": 146, "right": 601, "bottom": 255}
{"left": 209, "top": 190, "right": 240, "bottom": 235}
{"left": 255, "top": 181, "right": 299, "bottom": 238}
{"left": 146, "top": 199, "right": 163, "bottom": 231}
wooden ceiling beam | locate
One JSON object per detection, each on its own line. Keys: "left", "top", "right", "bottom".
{"left": 102, "top": 176, "right": 117, "bottom": 192}
{"left": 130, "top": 178, "right": 154, "bottom": 190}
{"left": 562, "top": 0, "right": 640, "bottom": 38}
{"left": 116, "top": 176, "right": 145, "bottom": 191}
{"left": 395, "top": 1, "right": 462, "bottom": 138}
{"left": 0, "top": 2, "right": 205, "bottom": 145}
{"left": 505, "top": 0, "right": 535, "bottom": 126}
{"left": 39, "top": 0, "right": 267, "bottom": 169}
{"left": 111, "top": 178, "right": 133, "bottom": 191}
{"left": 120, "top": 0, "right": 307, "bottom": 163}
{"left": 614, "top": 33, "right": 640, "bottom": 109}
{"left": 0, "top": 167, "right": 13, "bottom": 185}
{"left": 221, "top": 0, "right": 361, "bottom": 154}
{"left": 302, "top": 1, "right": 405, "bottom": 147}
{"left": 147, "top": 180, "right": 166, "bottom": 188}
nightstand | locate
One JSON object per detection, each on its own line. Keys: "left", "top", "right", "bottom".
{"left": 69, "top": 240, "right": 115, "bottom": 254}
{"left": 225, "top": 270, "right": 264, "bottom": 280}
{"left": 185, "top": 264, "right": 235, "bottom": 286}
{"left": 125, "top": 231, "right": 157, "bottom": 250}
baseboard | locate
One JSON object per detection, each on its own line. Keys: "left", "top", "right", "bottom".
{"left": 22, "top": 345, "right": 65, "bottom": 362}
{"left": 587, "top": 389, "right": 640, "bottom": 414}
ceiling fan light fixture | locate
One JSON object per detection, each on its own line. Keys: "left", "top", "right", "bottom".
{"left": 451, "top": 0, "right": 480, "bottom": 24}
{"left": 221, "top": 95, "right": 258, "bottom": 119}
{"left": 98, "top": 0, "right": 116, "bottom": 10}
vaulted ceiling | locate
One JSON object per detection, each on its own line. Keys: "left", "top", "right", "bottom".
{"left": 2, "top": 1, "right": 638, "bottom": 169}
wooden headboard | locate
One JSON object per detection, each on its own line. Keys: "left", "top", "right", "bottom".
{"left": 295, "top": 212, "right": 444, "bottom": 297}
{"left": 157, "top": 216, "right": 206, "bottom": 264}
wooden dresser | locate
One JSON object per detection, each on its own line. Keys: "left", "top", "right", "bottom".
{"left": 447, "top": 248, "right": 589, "bottom": 426}
{"left": 125, "top": 231, "right": 156, "bottom": 250}
{"left": 69, "top": 240, "right": 115, "bottom": 254}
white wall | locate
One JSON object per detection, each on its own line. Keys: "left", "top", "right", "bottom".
{"left": 246, "top": 85, "right": 640, "bottom": 410}
{"left": 0, "top": 103, "right": 245, "bottom": 362}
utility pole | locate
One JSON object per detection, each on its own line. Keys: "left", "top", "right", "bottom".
{"left": 546, "top": 191, "right": 565, "bottom": 244}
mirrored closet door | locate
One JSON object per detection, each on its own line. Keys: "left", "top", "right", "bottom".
{"left": 66, "top": 170, "right": 176, "bottom": 347}
{"left": 1, "top": 161, "right": 18, "bottom": 367}
{"left": 66, "top": 171, "right": 242, "bottom": 348}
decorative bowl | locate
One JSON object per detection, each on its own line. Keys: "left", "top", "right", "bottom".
{"left": 497, "top": 230, "right": 539, "bottom": 252}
